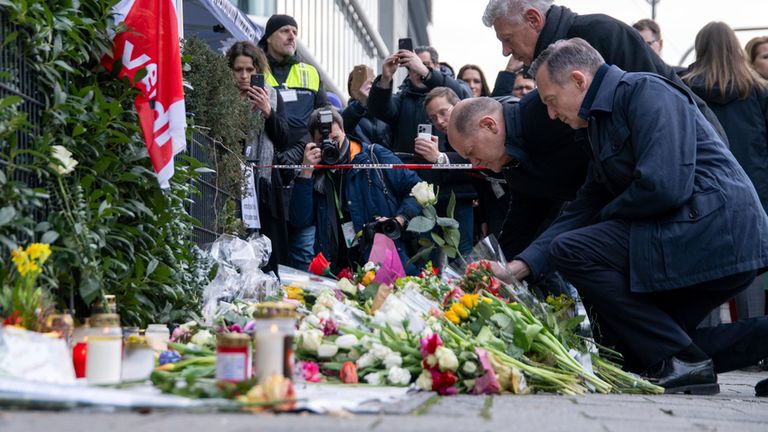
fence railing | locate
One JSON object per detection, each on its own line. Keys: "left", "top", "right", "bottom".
{"left": 1, "top": 11, "right": 230, "bottom": 248}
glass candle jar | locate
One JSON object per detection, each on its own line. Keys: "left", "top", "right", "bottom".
{"left": 216, "top": 333, "right": 252, "bottom": 383}
{"left": 86, "top": 313, "right": 123, "bottom": 385}
{"left": 122, "top": 335, "right": 155, "bottom": 381}
{"left": 145, "top": 324, "right": 170, "bottom": 351}
{"left": 253, "top": 302, "right": 297, "bottom": 380}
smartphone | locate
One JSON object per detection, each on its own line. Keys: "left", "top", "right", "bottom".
{"left": 398, "top": 37, "right": 413, "bottom": 52}
{"left": 250, "top": 73, "right": 264, "bottom": 88}
{"left": 417, "top": 123, "right": 432, "bottom": 140}
{"left": 350, "top": 65, "right": 369, "bottom": 95}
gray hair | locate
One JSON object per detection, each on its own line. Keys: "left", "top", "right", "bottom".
{"left": 451, "top": 97, "right": 503, "bottom": 136}
{"left": 529, "top": 38, "right": 605, "bottom": 85}
{"left": 415, "top": 46, "right": 439, "bottom": 65}
{"left": 482, "top": 0, "right": 553, "bottom": 26}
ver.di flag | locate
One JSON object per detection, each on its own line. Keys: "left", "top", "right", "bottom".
{"left": 103, "top": 0, "right": 186, "bottom": 189}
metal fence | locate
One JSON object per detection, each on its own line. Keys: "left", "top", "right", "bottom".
{"left": 0, "top": 13, "right": 47, "bottom": 223}
{"left": 1, "top": 11, "right": 230, "bottom": 248}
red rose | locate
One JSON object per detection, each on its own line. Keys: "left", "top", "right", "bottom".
{"left": 431, "top": 370, "right": 458, "bottom": 395}
{"left": 340, "top": 361, "right": 359, "bottom": 384}
{"left": 337, "top": 267, "right": 353, "bottom": 280}
{"left": 308, "top": 252, "right": 332, "bottom": 276}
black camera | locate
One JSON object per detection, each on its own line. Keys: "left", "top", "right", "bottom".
{"left": 363, "top": 217, "right": 404, "bottom": 242}
{"left": 317, "top": 109, "right": 340, "bottom": 165}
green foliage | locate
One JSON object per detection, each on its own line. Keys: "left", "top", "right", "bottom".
{"left": 182, "top": 37, "right": 262, "bottom": 235}
{"left": 0, "top": 1, "right": 211, "bottom": 326}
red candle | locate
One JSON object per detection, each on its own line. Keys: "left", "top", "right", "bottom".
{"left": 72, "top": 341, "right": 87, "bottom": 378}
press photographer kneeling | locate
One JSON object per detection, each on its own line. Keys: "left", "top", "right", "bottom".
{"left": 289, "top": 107, "right": 423, "bottom": 273}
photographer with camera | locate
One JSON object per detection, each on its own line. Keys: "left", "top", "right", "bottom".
{"left": 289, "top": 107, "right": 423, "bottom": 273}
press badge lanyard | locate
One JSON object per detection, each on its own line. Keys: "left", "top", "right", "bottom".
{"left": 327, "top": 172, "right": 358, "bottom": 248}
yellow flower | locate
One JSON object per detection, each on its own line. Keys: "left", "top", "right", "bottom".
{"left": 361, "top": 270, "right": 376, "bottom": 286}
{"left": 11, "top": 248, "right": 32, "bottom": 277}
{"left": 285, "top": 286, "right": 305, "bottom": 304}
{"left": 460, "top": 294, "right": 479, "bottom": 309}
{"left": 481, "top": 297, "right": 492, "bottom": 304}
{"left": 450, "top": 302, "right": 469, "bottom": 320}
{"left": 26, "top": 243, "right": 51, "bottom": 264}
{"left": 444, "top": 310, "right": 460, "bottom": 324}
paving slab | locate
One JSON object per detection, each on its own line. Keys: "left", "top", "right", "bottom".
{"left": 1, "top": 371, "right": 766, "bottom": 432}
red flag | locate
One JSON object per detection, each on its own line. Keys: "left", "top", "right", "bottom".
{"left": 103, "top": 0, "right": 186, "bottom": 189}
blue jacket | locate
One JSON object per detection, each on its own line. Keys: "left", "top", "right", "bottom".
{"left": 289, "top": 140, "right": 422, "bottom": 268}
{"left": 519, "top": 65, "right": 768, "bottom": 292}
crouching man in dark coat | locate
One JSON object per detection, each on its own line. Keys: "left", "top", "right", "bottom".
{"left": 479, "top": 38, "right": 768, "bottom": 395}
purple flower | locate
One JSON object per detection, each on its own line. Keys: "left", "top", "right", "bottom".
{"left": 243, "top": 320, "right": 256, "bottom": 333}
{"left": 321, "top": 318, "right": 338, "bottom": 336}
{"left": 158, "top": 350, "right": 181, "bottom": 365}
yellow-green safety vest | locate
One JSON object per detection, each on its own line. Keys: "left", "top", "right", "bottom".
{"left": 265, "top": 62, "right": 320, "bottom": 91}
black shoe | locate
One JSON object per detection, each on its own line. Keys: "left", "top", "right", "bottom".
{"left": 646, "top": 357, "right": 720, "bottom": 395}
{"left": 757, "top": 378, "right": 768, "bottom": 397}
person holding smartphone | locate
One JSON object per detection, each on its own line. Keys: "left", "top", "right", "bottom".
{"left": 341, "top": 65, "right": 392, "bottom": 148}
{"left": 227, "top": 41, "right": 290, "bottom": 274}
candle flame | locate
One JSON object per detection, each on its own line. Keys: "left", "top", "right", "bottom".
{"left": 270, "top": 324, "right": 278, "bottom": 333}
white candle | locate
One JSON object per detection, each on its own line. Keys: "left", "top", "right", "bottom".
{"left": 86, "top": 332, "right": 122, "bottom": 384}
{"left": 255, "top": 324, "right": 283, "bottom": 382}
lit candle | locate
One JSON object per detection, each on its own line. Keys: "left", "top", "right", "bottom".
{"left": 255, "top": 324, "right": 283, "bottom": 382}
{"left": 72, "top": 341, "right": 87, "bottom": 378}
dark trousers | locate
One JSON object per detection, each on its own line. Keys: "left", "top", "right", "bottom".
{"left": 549, "top": 219, "right": 764, "bottom": 371}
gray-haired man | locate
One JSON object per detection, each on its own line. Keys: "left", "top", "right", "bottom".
{"left": 515, "top": 38, "right": 768, "bottom": 395}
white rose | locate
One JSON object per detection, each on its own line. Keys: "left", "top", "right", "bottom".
{"left": 426, "top": 354, "right": 438, "bottom": 368}
{"left": 303, "top": 314, "right": 321, "bottom": 328}
{"left": 363, "top": 261, "right": 378, "bottom": 272}
{"left": 371, "top": 343, "right": 393, "bottom": 360}
{"left": 435, "top": 346, "right": 459, "bottom": 372}
{"left": 387, "top": 366, "right": 412, "bottom": 386}
{"left": 317, "top": 343, "right": 339, "bottom": 358}
{"left": 416, "top": 369, "right": 433, "bottom": 391}
{"left": 50, "top": 145, "right": 78, "bottom": 175}
{"left": 300, "top": 329, "right": 324, "bottom": 353}
{"left": 462, "top": 360, "right": 478, "bottom": 375}
{"left": 189, "top": 329, "right": 214, "bottom": 347}
{"left": 335, "top": 334, "right": 359, "bottom": 350}
{"left": 356, "top": 352, "right": 377, "bottom": 369}
{"left": 383, "top": 351, "right": 403, "bottom": 369}
{"left": 411, "top": 181, "right": 436, "bottom": 206}
{"left": 337, "top": 278, "right": 357, "bottom": 295}
{"left": 317, "top": 291, "right": 337, "bottom": 308}
{"left": 364, "top": 371, "right": 384, "bottom": 385}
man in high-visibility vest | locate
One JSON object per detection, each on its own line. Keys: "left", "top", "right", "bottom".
{"left": 258, "top": 14, "right": 328, "bottom": 270}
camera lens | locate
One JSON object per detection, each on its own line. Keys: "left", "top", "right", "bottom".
{"left": 381, "top": 218, "right": 401, "bottom": 240}
{"left": 321, "top": 141, "right": 340, "bottom": 165}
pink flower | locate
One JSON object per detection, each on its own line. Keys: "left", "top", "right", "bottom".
{"left": 441, "top": 288, "right": 464, "bottom": 308}
{"left": 301, "top": 361, "right": 322, "bottom": 383}
{"left": 419, "top": 333, "right": 443, "bottom": 357}
{"left": 228, "top": 323, "right": 243, "bottom": 333}
{"left": 430, "top": 369, "right": 457, "bottom": 395}
{"left": 170, "top": 326, "right": 189, "bottom": 342}
{"left": 472, "top": 348, "right": 500, "bottom": 395}
{"left": 321, "top": 318, "right": 338, "bottom": 336}
{"left": 243, "top": 320, "right": 256, "bottom": 333}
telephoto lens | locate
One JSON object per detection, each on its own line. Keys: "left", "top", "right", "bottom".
{"left": 380, "top": 218, "right": 402, "bottom": 240}
{"left": 320, "top": 140, "right": 340, "bottom": 164}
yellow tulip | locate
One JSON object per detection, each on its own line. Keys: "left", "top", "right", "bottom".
{"left": 444, "top": 310, "right": 460, "bottom": 325}
{"left": 361, "top": 270, "right": 376, "bottom": 286}
{"left": 450, "top": 302, "right": 469, "bottom": 320}
{"left": 460, "top": 294, "right": 479, "bottom": 309}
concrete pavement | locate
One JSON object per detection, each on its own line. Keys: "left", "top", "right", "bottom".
{"left": 1, "top": 370, "right": 766, "bottom": 432}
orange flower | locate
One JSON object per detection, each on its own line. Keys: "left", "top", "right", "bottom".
{"left": 340, "top": 361, "right": 358, "bottom": 384}
{"left": 361, "top": 270, "right": 376, "bottom": 286}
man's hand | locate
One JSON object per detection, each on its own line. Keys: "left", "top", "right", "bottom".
{"left": 505, "top": 55, "right": 525, "bottom": 73}
{"left": 414, "top": 135, "right": 440, "bottom": 163}
{"left": 379, "top": 54, "right": 400, "bottom": 88}
{"left": 299, "top": 143, "right": 321, "bottom": 178}
{"left": 490, "top": 259, "right": 531, "bottom": 283}
{"left": 396, "top": 49, "right": 430, "bottom": 77}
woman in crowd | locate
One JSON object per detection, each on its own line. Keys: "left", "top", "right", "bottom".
{"left": 457, "top": 64, "right": 491, "bottom": 98}
{"left": 341, "top": 65, "right": 392, "bottom": 147}
{"left": 226, "top": 41, "right": 290, "bottom": 273}
{"left": 745, "top": 36, "right": 768, "bottom": 80}
{"left": 683, "top": 22, "right": 768, "bottom": 320}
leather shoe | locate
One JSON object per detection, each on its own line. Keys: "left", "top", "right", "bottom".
{"left": 645, "top": 357, "right": 720, "bottom": 395}
{"left": 757, "top": 377, "right": 768, "bottom": 397}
